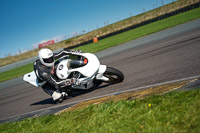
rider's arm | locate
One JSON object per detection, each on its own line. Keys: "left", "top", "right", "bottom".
{"left": 39, "top": 69, "right": 71, "bottom": 89}
{"left": 34, "top": 61, "right": 71, "bottom": 89}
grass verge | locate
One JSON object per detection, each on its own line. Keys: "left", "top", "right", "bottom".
{"left": 0, "top": 63, "right": 33, "bottom": 82}
{"left": 0, "top": 88, "right": 199, "bottom": 133}
{"left": 0, "top": 8, "right": 200, "bottom": 82}
{"left": 75, "top": 7, "right": 200, "bottom": 52}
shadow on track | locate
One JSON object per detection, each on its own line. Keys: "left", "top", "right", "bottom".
{"left": 30, "top": 98, "right": 56, "bottom": 105}
{"left": 30, "top": 84, "right": 111, "bottom": 106}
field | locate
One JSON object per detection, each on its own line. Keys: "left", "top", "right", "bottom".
{"left": 0, "top": 63, "right": 32, "bottom": 82}
{"left": 74, "top": 7, "right": 200, "bottom": 53}
{"left": 0, "top": 88, "right": 199, "bottom": 133}
{"left": 0, "top": 0, "right": 199, "bottom": 67}
{"left": 0, "top": 7, "right": 200, "bottom": 82}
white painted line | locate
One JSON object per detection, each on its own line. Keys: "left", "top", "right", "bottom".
{"left": 1, "top": 75, "right": 200, "bottom": 121}
{"left": 110, "top": 75, "right": 200, "bottom": 95}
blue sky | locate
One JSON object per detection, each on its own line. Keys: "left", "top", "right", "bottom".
{"left": 0, "top": 0, "right": 174, "bottom": 58}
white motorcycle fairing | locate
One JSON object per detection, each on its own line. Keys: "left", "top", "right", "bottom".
{"left": 23, "top": 71, "right": 39, "bottom": 87}
{"left": 56, "top": 53, "right": 100, "bottom": 78}
{"left": 23, "top": 53, "right": 109, "bottom": 90}
{"left": 56, "top": 53, "right": 109, "bottom": 90}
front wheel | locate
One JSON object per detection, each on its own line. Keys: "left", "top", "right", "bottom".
{"left": 103, "top": 67, "right": 124, "bottom": 84}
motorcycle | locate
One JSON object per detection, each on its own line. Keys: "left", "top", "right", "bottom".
{"left": 23, "top": 52, "right": 124, "bottom": 95}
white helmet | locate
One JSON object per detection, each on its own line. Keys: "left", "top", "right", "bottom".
{"left": 38, "top": 48, "right": 54, "bottom": 67}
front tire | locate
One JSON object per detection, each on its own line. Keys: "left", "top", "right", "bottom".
{"left": 103, "top": 67, "right": 124, "bottom": 84}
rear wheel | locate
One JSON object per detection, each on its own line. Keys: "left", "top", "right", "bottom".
{"left": 103, "top": 67, "right": 124, "bottom": 84}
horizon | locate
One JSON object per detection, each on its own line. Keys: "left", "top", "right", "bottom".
{"left": 0, "top": 0, "right": 174, "bottom": 58}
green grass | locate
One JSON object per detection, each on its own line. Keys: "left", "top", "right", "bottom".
{"left": 1, "top": 8, "right": 200, "bottom": 82}
{"left": 75, "top": 7, "right": 200, "bottom": 53}
{"left": 0, "top": 63, "right": 33, "bottom": 82}
{"left": 0, "top": 88, "right": 199, "bottom": 133}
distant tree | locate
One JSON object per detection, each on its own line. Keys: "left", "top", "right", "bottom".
{"left": 82, "top": 30, "right": 86, "bottom": 34}
{"left": 143, "top": 8, "right": 146, "bottom": 13}
{"left": 162, "top": 1, "right": 164, "bottom": 6}
{"left": 5, "top": 53, "right": 12, "bottom": 57}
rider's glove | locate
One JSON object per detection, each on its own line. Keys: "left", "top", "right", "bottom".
{"left": 71, "top": 49, "right": 81, "bottom": 53}
{"left": 64, "top": 49, "right": 81, "bottom": 55}
{"left": 71, "top": 50, "right": 81, "bottom": 54}
{"left": 71, "top": 78, "right": 80, "bottom": 85}
{"left": 59, "top": 79, "right": 72, "bottom": 88}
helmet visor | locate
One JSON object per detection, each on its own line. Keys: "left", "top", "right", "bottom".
{"left": 43, "top": 56, "right": 54, "bottom": 63}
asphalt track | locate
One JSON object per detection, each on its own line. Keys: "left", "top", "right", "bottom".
{"left": 0, "top": 18, "right": 200, "bottom": 122}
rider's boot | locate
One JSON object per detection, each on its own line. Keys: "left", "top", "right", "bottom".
{"left": 52, "top": 90, "right": 66, "bottom": 103}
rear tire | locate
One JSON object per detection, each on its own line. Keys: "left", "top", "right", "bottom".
{"left": 103, "top": 67, "right": 124, "bottom": 84}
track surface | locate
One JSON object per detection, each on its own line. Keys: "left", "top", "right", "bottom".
{"left": 0, "top": 19, "right": 200, "bottom": 120}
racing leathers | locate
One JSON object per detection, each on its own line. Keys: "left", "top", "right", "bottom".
{"left": 33, "top": 50, "right": 81, "bottom": 102}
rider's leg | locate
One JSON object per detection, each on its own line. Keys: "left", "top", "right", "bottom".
{"left": 41, "top": 84, "right": 64, "bottom": 103}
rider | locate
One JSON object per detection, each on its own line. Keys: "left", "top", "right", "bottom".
{"left": 33, "top": 48, "right": 81, "bottom": 103}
